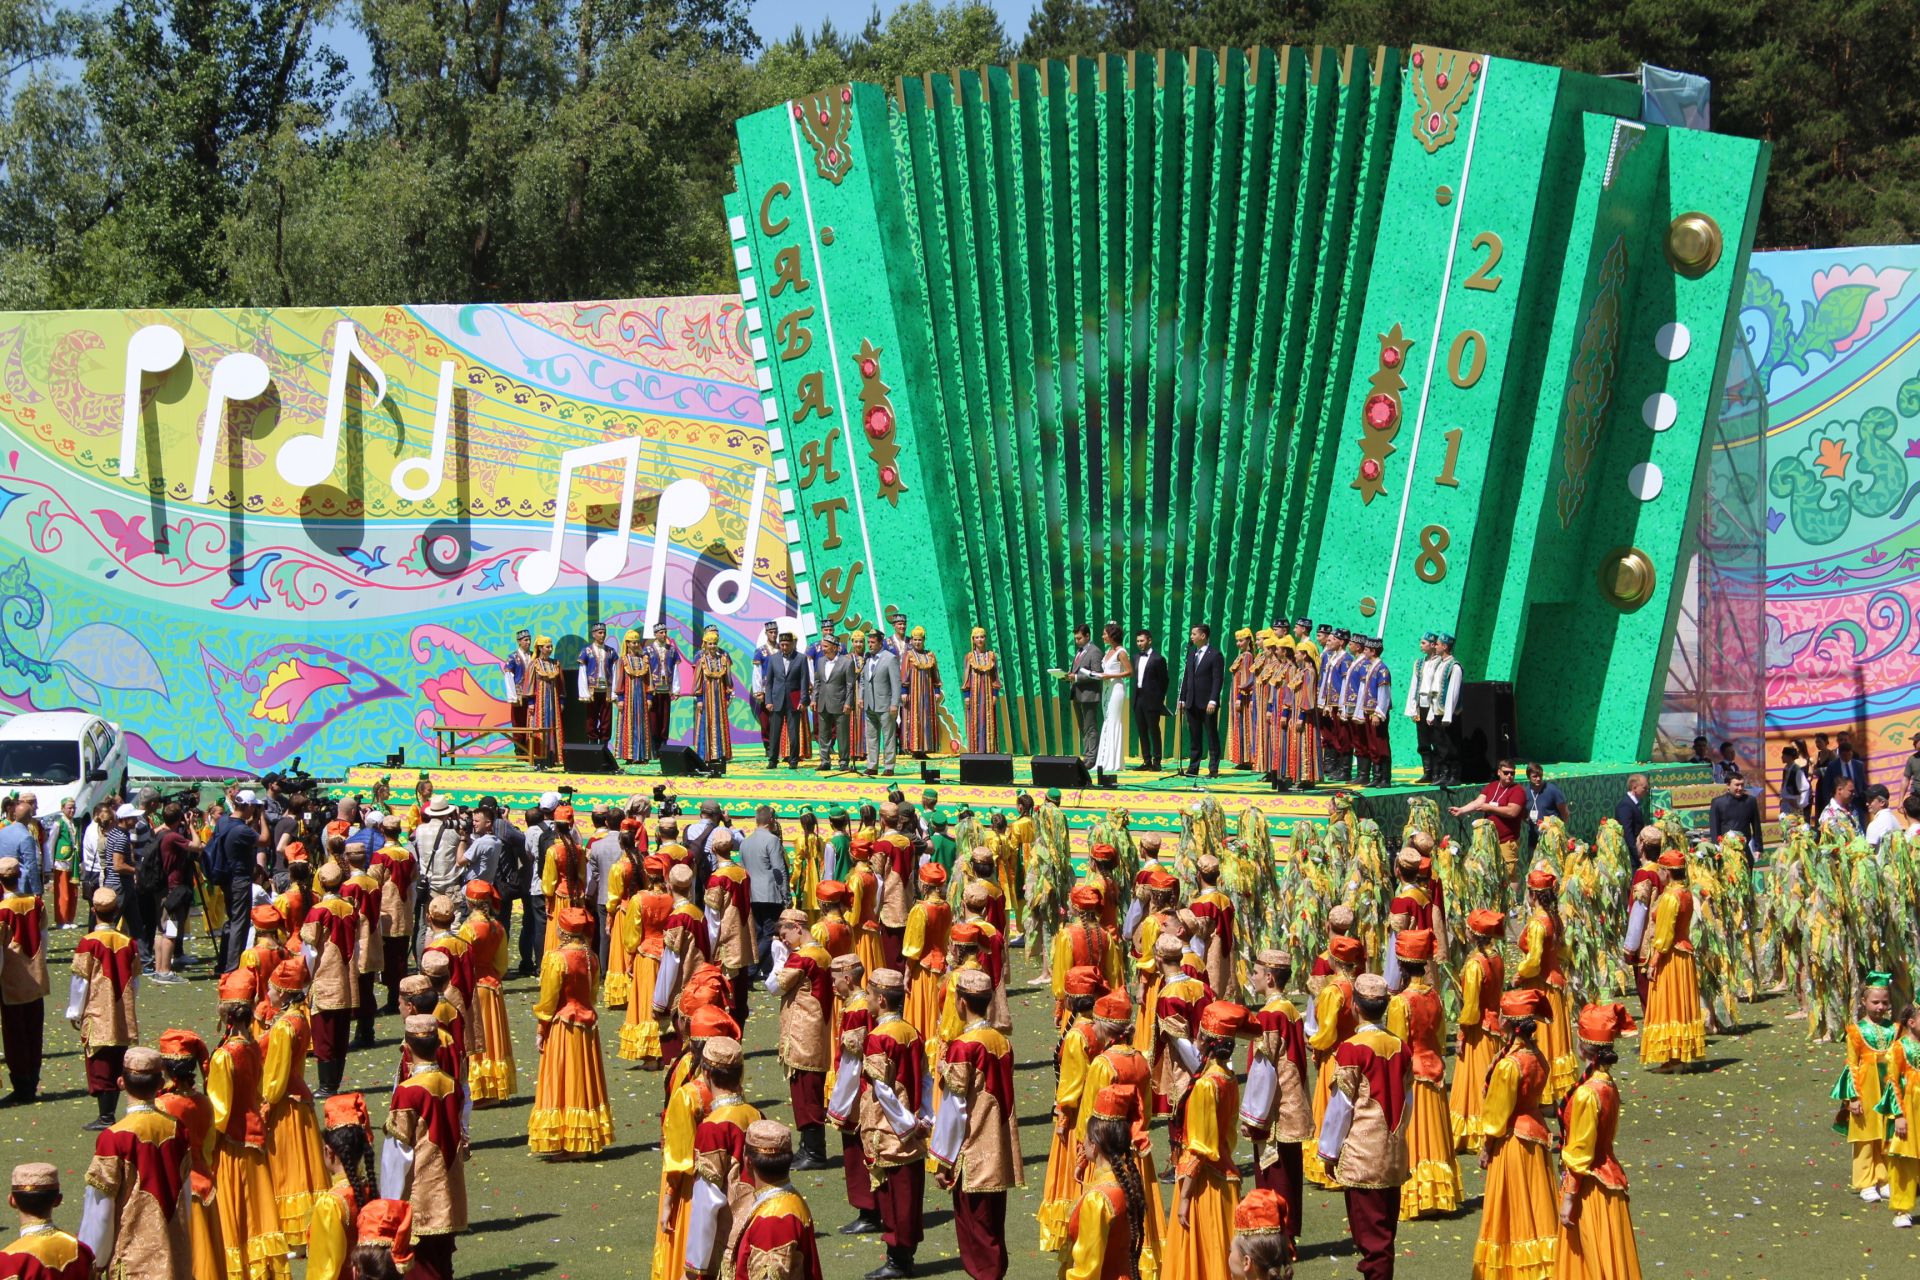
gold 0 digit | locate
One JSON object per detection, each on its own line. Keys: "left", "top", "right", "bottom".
{"left": 1447, "top": 330, "right": 1487, "bottom": 388}
{"left": 1434, "top": 427, "right": 1462, "bottom": 488}
{"left": 1463, "top": 232, "right": 1504, "bottom": 291}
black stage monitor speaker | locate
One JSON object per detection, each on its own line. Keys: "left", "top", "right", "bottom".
{"left": 562, "top": 740, "right": 616, "bottom": 774}
{"left": 1454, "top": 681, "right": 1517, "bottom": 785}
{"left": 657, "top": 745, "right": 703, "bottom": 777}
{"left": 958, "top": 754, "right": 1015, "bottom": 786}
{"left": 1030, "top": 755, "right": 1090, "bottom": 790}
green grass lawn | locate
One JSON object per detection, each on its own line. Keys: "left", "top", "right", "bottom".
{"left": 10, "top": 922, "right": 1915, "bottom": 1280}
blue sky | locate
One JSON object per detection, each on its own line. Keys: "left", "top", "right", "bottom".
{"left": 315, "top": 0, "right": 1041, "bottom": 95}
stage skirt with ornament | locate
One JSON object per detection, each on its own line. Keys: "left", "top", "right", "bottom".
{"left": 962, "top": 658, "right": 998, "bottom": 752}
{"left": 1251, "top": 684, "right": 1280, "bottom": 775}
{"left": 1472, "top": 1135, "right": 1558, "bottom": 1280}
{"left": 1551, "top": 1182, "right": 1642, "bottom": 1280}
{"left": 1304, "top": 1047, "right": 1340, "bottom": 1188}
{"left": 1452, "top": 1024, "right": 1502, "bottom": 1153}
{"left": 619, "top": 952, "right": 665, "bottom": 1064}
{"left": 1227, "top": 686, "right": 1255, "bottom": 767}
{"left": 1161, "top": 1162, "right": 1237, "bottom": 1280}
{"left": 471, "top": 980, "right": 517, "bottom": 1102}
{"left": 528, "top": 1018, "right": 614, "bottom": 1155}
{"left": 1400, "top": 1078, "right": 1464, "bottom": 1219}
{"left": 1287, "top": 700, "right": 1320, "bottom": 784}
{"left": 616, "top": 684, "right": 652, "bottom": 763}
{"left": 1639, "top": 951, "right": 1706, "bottom": 1066}
{"left": 262, "top": 1095, "right": 330, "bottom": 1245}
{"left": 215, "top": 1136, "right": 290, "bottom": 1280}
{"left": 528, "top": 679, "right": 562, "bottom": 759}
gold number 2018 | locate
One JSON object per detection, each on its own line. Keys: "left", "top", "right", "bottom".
{"left": 1463, "top": 232, "right": 1504, "bottom": 291}
{"left": 1448, "top": 330, "right": 1487, "bottom": 388}
{"left": 1415, "top": 524, "right": 1450, "bottom": 583}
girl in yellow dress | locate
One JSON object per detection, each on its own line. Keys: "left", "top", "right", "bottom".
{"left": 1515, "top": 866, "right": 1577, "bottom": 1100}
{"left": 619, "top": 855, "right": 673, "bottom": 1066}
{"left": 1472, "top": 988, "right": 1560, "bottom": 1280}
{"left": 1061, "top": 1085, "right": 1152, "bottom": 1280}
{"left": 208, "top": 970, "right": 289, "bottom": 1280}
{"left": 1387, "top": 930, "right": 1462, "bottom": 1219}
{"left": 1164, "top": 1002, "right": 1248, "bottom": 1280}
{"left": 1837, "top": 975, "right": 1898, "bottom": 1201}
{"left": 528, "top": 907, "right": 614, "bottom": 1158}
{"left": 1639, "top": 850, "right": 1707, "bottom": 1071}
{"left": 1452, "top": 909, "right": 1509, "bottom": 1152}
{"left": 1227, "top": 1188, "right": 1295, "bottom": 1280}
{"left": 1304, "top": 934, "right": 1360, "bottom": 1188}
{"left": 1131, "top": 870, "right": 1179, "bottom": 1056}
{"left": 457, "top": 881, "right": 516, "bottom": 1103}
{"left": 794, "top": 810, "right": 825, "bottom": 917}
{"left": 1040, "top": 967, "right": 1105, "bottom": 1249}
{"left": 1881, "top": 1001, "right": 1920, "bottom": 1228}
{"left": 900, "top": 864, "right": 951, "bottom": 1045}
{"left": 259, "top": 958, "right": 329, "bottom": 1247}
{"left": 307, "top": 1093, "right": 375, "bottom": 1280}
{"left": 601, "top": 830, "right": 643, "bottom": 1010}
{"left": 1553, "top": 1004, "right": 1643, "bottom": 1280}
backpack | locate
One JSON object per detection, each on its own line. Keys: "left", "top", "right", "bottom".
{"left": 493, "top": 823, "right": 531, "bottom": 898}
{"left": 202, "top": 819, "right": 233, "bottom": 883}
{"left": 132, "top": 820, "right": 162, "bottom": 896}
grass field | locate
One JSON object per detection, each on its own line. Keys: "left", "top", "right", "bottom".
{"left": 10, "top": 923, "right": 1916, "bottom": 1280}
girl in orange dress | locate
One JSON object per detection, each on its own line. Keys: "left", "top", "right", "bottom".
{"left": 846, "top": 839, "right": 884, "bottom": 980}
{"left": 209, "top": 971, "right": 289, "bottom": 1280}
{"left": 1452, "top": 909, "right": 1510, "bottom": 1152}
{"left": 1472, "top": 989, "right": 1560, "bottom": 1280}
{"left": 157, "top": 1030, "right": 225, "bottom": 1280}
{"left": 1163, "top": 1002, "right": 1247, "bottom": 1280}
{"left": 1639, "top": 850, "right": 1706, "bottom": 1071}
{"left": 541, "top": 820, "right": 587, "bottom": 956}
{"left": 901, "top": 865, "right": 952, "bottom": 1045}
{"left": 1515, "top": 867, "right": 1577, "bottom": 1100}
{"left": 602, "top": 834, "right": 644, "bottom": 1010}
{"left": 457, "top": 882, "right": 515, "bottom": 1103}
{"left": 1553, "top": 1004, "right": 1643, "bottom": 1280}
{"left": 1061, "top": 1086, "right": 1152, "bottom": 1280}
{"left": 259, "top": 958, "right": 329, "bottom": 1248}
{"left": 1131, "top": 873, "right": 1179, "bottom": 1057}
{"left": 1226, "top": 1188, "right": 1295, "bottom": 1280}
{"left": 1388, "top": 931, "right": 1461, "bottom": 1219}
{"left": 528, "top": 907, "right": 613, "bottom": 1157}
{"left": 619, "top": 855, "right": 673, "bottom": 1066}
{"left": 1304, "top": 935, "right": 1360, "bottom": 1188}
{"left": 1040, "top": 971, "right": 1105, "bottom": 1250}
{"left": 307, "top": 1093, "right": 375, "bottom": 1280}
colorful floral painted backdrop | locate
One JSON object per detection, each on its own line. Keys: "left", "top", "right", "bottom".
{"left": 0, "top": 300, "right": 793, "bottom": 774}
{"left": 1754, "top": 247, "right": 1920, "bottom": 793}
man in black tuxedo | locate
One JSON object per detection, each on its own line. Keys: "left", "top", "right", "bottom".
{"left": 762, "top": 630, "right": 812, "bottom": 768}
{"left": 1132, "top": 629, "right": 1169, "bottom": 770}
{"left": 1176, "top": 623, "right": 1224, "bottom": 777}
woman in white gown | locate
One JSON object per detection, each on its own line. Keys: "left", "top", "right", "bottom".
{"left": 1094, "top": 622, "right": 1130, "bottom": 784}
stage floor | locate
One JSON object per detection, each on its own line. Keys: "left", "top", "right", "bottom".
{"left": 344, "top": 754, "right": 1715, "bottom": 849}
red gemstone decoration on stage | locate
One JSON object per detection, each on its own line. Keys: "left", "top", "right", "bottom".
{"left": 1382, "top": 347, "right": 1401, "bottom": 369}
{"left": 1469, "top": 59, "right": 1482, "bottom": 75}
{"left": 860, "top": 358, "right": 876, "bottom": 377}
{"left": 865, "top": 406, "right": 892, "bottom": 436}
{"left": 841, "top": 87, "right": 852, "bottom": 103}
{"left": 1428, "top": 112, "right": 1442, "bottom": 134}
{"left": 879, "top": 466, "right": 898, "bottom": 486}
{"left": 1436, "top": 72, "right": 1448, "bottom": 89}
{"left": 792, "top": 103, "right": 803, "bottom": 119}
{"left": 1365, "top": 394, "right": 1397, "bottom": 429}
{"left": 1412, "top": 50, "right": 1423, "bottom": 67}
{"left": 827, "top": 149, "right": 840, "bottom": 166}
{"left": 1361, "top": 459, "right": 1382, "bottom": 481}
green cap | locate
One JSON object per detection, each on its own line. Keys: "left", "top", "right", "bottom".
{"left": 828, "top": 807, "right": 849, "bottom": 821}
{"left": 921, "top": 788, "right": 938, "bottom": 804}
{"left": 1045, "top": 788, "right": 1062, "bottom": 803}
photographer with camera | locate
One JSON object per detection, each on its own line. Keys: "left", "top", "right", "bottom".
{"left": 411, "top": 798, "right": 466, "bottom": 961}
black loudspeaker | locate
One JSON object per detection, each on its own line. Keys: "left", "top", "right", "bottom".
{"left": 958, "top": 754, "right": 1015, "bottom": 786}
{"left": 657, "top": 745, "right": 703, "bottom": 777}
{"left": 1453, "top": 681, "right": 1517, "bottom": 785}
{"left": 1030, "top": 755, "right": 1090, "bottom": 790}
{"left": 561, "top": 740, "right": 616, "bottom": 774}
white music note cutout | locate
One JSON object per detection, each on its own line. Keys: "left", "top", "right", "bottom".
{"left": 641, "top": 478, "right": 714, "bottom": 630}
{"left": 118, "top": 325, "right": 187, "bottom": 480}
{"left": 517, "top": 438, "right": 648, "bottom": 597}
{"left": 190, "top": 353, "right": 272, "bottom": 504}
{"left": 276, "top": 320, "right": 388, "bottom": 487}
{"left": 389, "top": 361, "right": 456, "bottom": 500}
{"left": 705, "top": 466, "right": 771, "bottom": 616}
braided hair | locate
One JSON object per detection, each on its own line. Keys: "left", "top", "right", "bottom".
{"left": 1086, "top": 1116, "right": 1145, "bottom": 1280}
{"left": 323, "top": 1122, "right": 377, "bottom": 1208}
{"left": 1485, "top": 1015, "right": 1542, "bottom": 1090}
{"left": 1054, "top": 997, "right": 1097, "bottom": 1074}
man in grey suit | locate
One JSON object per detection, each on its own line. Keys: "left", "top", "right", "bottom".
{"left": 1068, "top": 622, "right": 1102, "bottom": 771}
{"left": 738, "top": 805, "right": 789, "bottom": 978}
{"left": 763, "top": 630, "right": 811, "bottom": 768}
{"left": 812, "top": 632, "right": 856, "bottom": 771}
{"left": 859, "top": 631, "right": 901, "bottom": 776}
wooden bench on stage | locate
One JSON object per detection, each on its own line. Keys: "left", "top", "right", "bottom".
{"left": 430, "top": 723, "right": 553, "bottom": 766}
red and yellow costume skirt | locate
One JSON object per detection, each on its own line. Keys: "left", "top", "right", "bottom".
{"left": 528, "top": 1017, "right": 614, "bottom": 1155}
{"left": 1639, "top": 951, "right": 1706, "bottom": 1066}
{"left": 1399, "top": 1077, "right": 1463, "bottom": 1219}
{"left": 471, "top": 980, "right": 517, "bottom": 1102}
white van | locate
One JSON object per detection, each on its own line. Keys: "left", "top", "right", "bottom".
{"left": 0, "top": 712, "right": 127, "bottom": 816}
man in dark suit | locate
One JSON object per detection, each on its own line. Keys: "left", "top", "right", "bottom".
{"left": 1614, "top": 773, "right": 1650, "bottom": 847}
{"left": 1176, "top": 623, "right": 1224, "bottom": 777}
{"left": 1067, "top": 623, "right": 1103, "bottom": 772}
{"left": 811, "top": 632, "right": 855, "bottom": 771}
{"left": 1132, "top": 628, "right": 1169, "bottom": 770}
{"left": 762, "top": 630, "right": 811, "bottom": 768}
{"left": 1827, "top": 737, "right": 1869, "bottom": 827}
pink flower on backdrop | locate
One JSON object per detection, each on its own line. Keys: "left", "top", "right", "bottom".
{"left": 1810, "top": 264, "right": 1914, "bottom": 352}
{"left": 421, "top": 668, "right": 510, "bottom": 729}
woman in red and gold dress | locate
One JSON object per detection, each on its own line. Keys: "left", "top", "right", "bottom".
{"left": 1553, "top": 1004, "right": 1643, "bottom": 1280}
{"left": 1471, "top": 989, "right": 1560, "bottom": 1280}
{"left": 527, "top": 907, "right": 612, "bottom": 1158}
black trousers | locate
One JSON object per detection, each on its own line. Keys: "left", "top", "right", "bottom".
{"left": 1185, "top": 706, "right": 1221, "bottom": 772}
{"left": 1414, "top": 717, "right": 1436, "bottom": 777}
{"left": 766, "top": 706, "right": 803, "bottom": 764}
{"left": 513, "top": 888, "right": 546, "bottom": 974}
{"left": 1133, "top": 702, "right": 1163, "bottom": 768}
{"left": 751, "top": 902, "right": 783, "bottom": 978}
{"left": 221, "top": 876, "right": 254, "bottom": 973}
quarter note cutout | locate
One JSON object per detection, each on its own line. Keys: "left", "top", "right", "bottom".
{"left": 117, "top": 325, "right": 187, "bottom": 480}
{"left": 276, "top": 320, "right": 388, "bottom": 487}
{"left": 390, "top": 361, "right": 456, "bottom": 500}
{"left": 517, "top": 438, "right": 647, "bottom": 597}
{"left": 640, "top": 478, "right": 715, "bottom": 630}
{"left": 705, "top": 466, "right": 771, "bottom": 615}
{"left": 191, "top": 353, "right": 272, "bottom": 504}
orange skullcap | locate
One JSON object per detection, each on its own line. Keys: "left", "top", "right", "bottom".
{"left": 1069, "top": 884, "right": 1103, "bottom": 911}
{"left": 462, "top": 880, "right": 498, "bottom": 905}
{"left": 815, "top": 880, "right": 850, "bottom": 906}
{"left": 1089, "top": 843, "right": 1117, "bottom": 862}
{"left": 1328, "top": 935, "right": 1365, "bottom": 967}
{"left": 283, "top": 841, "right": 308, "bottom": 863}
{"left": 1499, "top": 989, "right": 1552, "bottom": 1020}
{"left": 553, "top": 804, "right": 575, "bottom": 823}
{"left": 679, "top": 964, "right": 729, "bottom": 1016}
{"left": 322, "top": 1091, "right": 371, "bottom": 1132}
{"left": 356, "top": 1200, "right": 415, "bottom": 1270}
{"left": 157, "top": 1028, "right": 209, "bottom": 1068}
{"left": 918, "top": 863, "right": 947, "bottom": 886}
{"left": 1525, "top": 866, "right": 1558, "bottom": 890}
{"left": 1234, "top": 1187, "right": 1291, "bottom": 1236}
{"left": 1145, "top": 868, "right": 1177, "bottom": 891}
{"left": 948, "top": 922, "right": 982, "bottom": 945}
{"left": 1467, "top": 908, "right": 1505, "bottom": 938}
{"left": 556, "top": 906, "right": 594, "bottom": 937}
{"left": 1657, "top": 849, "right": 1685, "bottom": 869}
{"left": 850, "top": 833, "right": 874, "bottom": 851}
{"left": 1088, "top": 1085, "right": 1133, "bottom": 1123}
{"left": 1394, "top": 929, "right": 1435, "bottom": 962}
{"left": 1576, "top": 1002, "right": 1637, "bottom": 1045}
{"left": 1199, "top": 1000, "right": 1249, "bottom": 1038}
{"left": 1091, "top": 991, "right": 1132, "bottom": 1022}
{"left": 268, "top": 957, "right": 310, "bottom": 992}
{"left": 217, "top": 969, "right": 256, "bottom": 1003}
{"left": 250, "top": 904, "right": 284, "bottom": 931}
{"left": 642, "top": 854, "right": 668, "bottom": 878}
{"left": 688, "top": 1005, "right": 740, "bottom": 1041}
{"left": 1062, "top": 965, "right": 1105, "bottom": 998}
